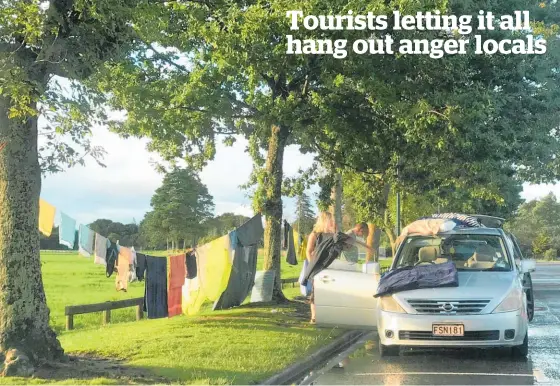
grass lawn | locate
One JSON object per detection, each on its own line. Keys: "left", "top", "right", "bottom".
{"left": 3, "top": 251, "right": 342, "bottom": 385}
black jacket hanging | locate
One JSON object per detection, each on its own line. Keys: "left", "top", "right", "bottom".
{"left": 286, "top": 223, "right": 297, "bottom": 266}
{"left": 301, "top": 232, "right": 352, "bottom": 286}
{"left": 105, "top": 242, "right": 119, "bottom": 278}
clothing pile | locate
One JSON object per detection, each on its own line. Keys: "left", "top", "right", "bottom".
{"left": 374, "top": 262, "right": 459, "bottom": 297}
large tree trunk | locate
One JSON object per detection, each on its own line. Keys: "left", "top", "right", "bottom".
{"left": 331, "top": 174, "right": 343, "bottom": 232}
{"left": 262, "top": 125, "right": 288, "bottom": 302}
{"left": 0, "top": 97, "right": 64, "bottom": 375}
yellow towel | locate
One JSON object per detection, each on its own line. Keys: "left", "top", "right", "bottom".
{"left": 298, "top": 236, "right": 308, "bottom": 261}
{"left": 184, "top": 234, "right": 232, "bottom": 315}
{"left": 39, "top": 199, "right": 56, "bottom": 237}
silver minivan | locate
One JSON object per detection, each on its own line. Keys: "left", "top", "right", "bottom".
{"left": 313, "top": 224, "right": 536, "bottom": 358}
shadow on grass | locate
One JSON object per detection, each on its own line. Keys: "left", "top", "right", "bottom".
{"left": 31, "top": 355, "right": 170, "bottom": 384}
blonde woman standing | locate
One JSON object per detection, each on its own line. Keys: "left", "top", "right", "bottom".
{"left": 306, "top": 211, "right": 336, "bottom": 324}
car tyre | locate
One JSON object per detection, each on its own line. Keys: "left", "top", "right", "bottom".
{"left": 511, "top": 333, "right": 529, "bottom": 358}
{"left": 379, "top": 342, "right": 400, "bottom": 357}
{"left": 523, "top": 273, "right": 534, "bottom": 322}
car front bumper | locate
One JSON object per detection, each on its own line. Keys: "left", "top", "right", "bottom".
{"left": 378, "top": 309, "right": 528, "bottom": 347}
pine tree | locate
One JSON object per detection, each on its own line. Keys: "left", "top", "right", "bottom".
{"left": 294, "top": 193, "right": 316, "bottom": 236}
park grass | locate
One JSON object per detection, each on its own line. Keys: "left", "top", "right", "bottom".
{"left": 2, "top": 251, "right": 342, "bottom": 384}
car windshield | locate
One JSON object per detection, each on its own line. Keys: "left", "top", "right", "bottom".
{"left": 395, "top": 234, "right": 512, "bottom": 271}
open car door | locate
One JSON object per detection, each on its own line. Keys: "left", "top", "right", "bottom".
{"left": 314, "top": 260, "right": 379, "bottom": 329}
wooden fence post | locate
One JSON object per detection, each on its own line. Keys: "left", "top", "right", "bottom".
{"left": 103, "top": 309, "right": 111, "bottom": 325}
{"left": 136, "top": 304, "right": 144, "bottom": 321}
{"left": 66, "top": 314, "right": 74, "bottom": 331}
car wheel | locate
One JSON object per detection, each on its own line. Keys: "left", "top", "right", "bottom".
{"left": 379, "top": 342, "right": 400, "bottom": 357}
{"left": 523, "top": 273, "right": 534, "bottom": 322}
{"left": 511, "top": 333, "right": 529, "bottom": 358}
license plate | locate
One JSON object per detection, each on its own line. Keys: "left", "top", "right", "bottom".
{"left": 432, "top": 324, "right": 464, "bottom": 336}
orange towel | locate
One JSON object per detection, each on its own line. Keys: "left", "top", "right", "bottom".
{"left": 116, "top": 247, "right": 131, "bottom": 292}
{"left": 168, "top": 254, "right": 186, "bottom": 317}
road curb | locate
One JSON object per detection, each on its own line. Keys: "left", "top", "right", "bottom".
{"left": 261, "top": 329, "right": 369, "bottom": 385}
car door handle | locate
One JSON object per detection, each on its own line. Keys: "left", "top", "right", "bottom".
{"left": 320, "top": 276, "right": 335, "bottom": 283}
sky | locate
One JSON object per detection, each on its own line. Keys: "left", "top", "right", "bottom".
{"left": 40, "top": 122, "right": 556, "bottom": 227}
{"left": 40, "top": 124, "right": 317, "bottom": 226}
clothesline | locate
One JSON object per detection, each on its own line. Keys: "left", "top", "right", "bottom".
{"left": 38, "top": 198, "right": 287, "bottom": 319}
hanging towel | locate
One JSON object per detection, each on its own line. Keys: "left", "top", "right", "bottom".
{"left": 94, "top": 233, "right": 109, "bottom": 265}
{"left": 297, "top": 236, "right": 308, "bottom": 261}
{"left": 116, "top": 247, "right": 131, "bottom": 291}
{"left": 78, "top": 225, "right": 94, "bottom": 257}
{"left": 58, "top": 212, "right": 76, "bottom": 249}
{"left": 38, "top": 199, "right": 56, "bottom": 237}
{"left": 286, "top": 223, "right": 297, "bottom": 265}
{"left": 105, "top": 242, "right": 119, "bottom": 277}
{"left": 282, "top": 220, "right": 289, "bottom": 249}
{"left": 129, "top": 247, "right": 138, "bottom": 282}
{"left": 214, "top": 214, "right": 264, "bottom": 310}
{"left": 198, "top": 235, "right": 232, "bottom": 302}
{"left": 168, "top": 254, "right": 186, "bottom": 317}
{"left": 185, "top": 250, "right": 197, "bottom": 279}
{"left": 144, "top": 255, "right": 168, "bottom": 319}
{"left": 185, "top": 234, "right": 232, "bottom": 315}
{"left": 136, "top": 253, "right": 147, "bottom": 281}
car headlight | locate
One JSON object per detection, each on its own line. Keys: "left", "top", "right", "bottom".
{"left": 493, "top": 287, "right": 523, "bottom": 313}
{"left": 379, "top": 296, "right": 406, "bottom": 313}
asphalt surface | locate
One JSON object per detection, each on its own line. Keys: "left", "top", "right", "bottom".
{"left": 305, "top": 263, "right": 560, "bottom": 385}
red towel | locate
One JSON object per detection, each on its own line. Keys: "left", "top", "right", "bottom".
{"left": 168, "top": 254, "right": 186, "bottom": 317}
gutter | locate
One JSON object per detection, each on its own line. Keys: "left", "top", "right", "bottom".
{"left": 261, "top": 329, "right": 370, "bottom": 385}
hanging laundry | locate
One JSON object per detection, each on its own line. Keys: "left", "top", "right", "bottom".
{"left": 168, "top": 254, "right": 186, "bottom": 317}
{"left": 214, "top": 214, "right": 264, "bottom": 310}
{"left": 58, "top": 212, "right": 76, "bottom": 249}
{"left": 236, "top": 214, "right": 265, "bottom": 246}
{"left": 78, "top": 225, "right": 95, "bottom": 257}
{"left": 129, "top": 246, "right": 138, "bottom": 282}
{"left": 286, "top": 223, "right": 297, "bottom": 266}
{"left": 185, "top": 234, "right": 231, "bottom": 315}
{"left": 94, "top": 233, "right": 109, "bottom": 265}
{"left": 297, "top": 236, "right": 308, "bottom": 261}
{"left": 144, "top": 255, "right": 168, "bottom": 319}
{"left": 293, "top": 230, "right": 300, "bottom": 250}
{"left": 38, "top": 199, "right": 56, "bottom": 237}
{"left": 182, "top": 277, "right": 200, "bottom": 315}
{"left": 185, "top": 250, "right": 197, "bottom": 279}
{"left": 105, "top": 241, "right": 119, "bottom": 277}
{"left": 301, "top": 232, "right": 354, "bottom": 286}
{"left": 136, "top": 253, "right": 147, "bottom": 281}
{"left": 282, "top": 220, "right": 289, "bottom": 249}
{"left": 198, "top": 234, "right": 231, "bottom": 301}
{"left": 116, "top": 247, "right": 131, "bottom": 291}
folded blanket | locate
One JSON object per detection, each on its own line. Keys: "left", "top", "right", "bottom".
{"left": 374, "top": 262, "right": 459, "bottom": 298}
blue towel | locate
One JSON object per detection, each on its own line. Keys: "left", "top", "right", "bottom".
{"left": 78, "top": 224, "right": 94, "bottom": 256}
{"left": 59, "top": 212, "right": 76, "bottom": 249}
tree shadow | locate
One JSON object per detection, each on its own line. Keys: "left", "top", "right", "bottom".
{"left": 32, "top": 355, "right": 170, "bottom": 384}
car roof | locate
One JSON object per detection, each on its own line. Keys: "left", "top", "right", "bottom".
{"left": 408, "top": 227, "right": 503, "bottom": 237}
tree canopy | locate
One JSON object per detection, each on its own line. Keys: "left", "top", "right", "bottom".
{"left": 140, "top": 168, "right": 214, "bottom": 249}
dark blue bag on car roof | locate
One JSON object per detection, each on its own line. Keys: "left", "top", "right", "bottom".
{"left": 374, "top": 262, "right": 459, "bottom": 298}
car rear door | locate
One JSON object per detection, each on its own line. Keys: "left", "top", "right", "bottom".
{"left": 314, "top": 261, "right": 379, "bottom": 329}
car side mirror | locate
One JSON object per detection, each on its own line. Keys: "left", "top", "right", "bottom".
{"left": 363, "top": 262, "right": 380, "bottom": 274}
{"left": 520, "top": 259, "right": 536, "bottom": 273}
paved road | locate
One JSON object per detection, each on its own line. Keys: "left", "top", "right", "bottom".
{"left": 306, "top": 263, "right": 560, "bottom": 385}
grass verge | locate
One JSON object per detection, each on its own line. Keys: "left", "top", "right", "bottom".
{"left": 0, "top": 252, "right": 343, "bottom": 384}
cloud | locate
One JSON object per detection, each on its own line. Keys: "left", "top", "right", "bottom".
{"left": 40, "top": 125, "right": 316, "bottom": 226}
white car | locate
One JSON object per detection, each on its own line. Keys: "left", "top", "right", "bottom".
{"left": 313, "top": 226, "right": 536, "bottom": 358}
